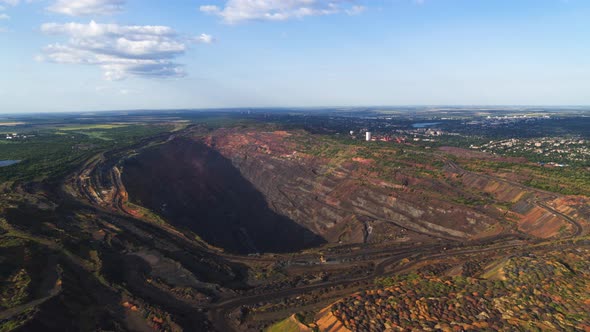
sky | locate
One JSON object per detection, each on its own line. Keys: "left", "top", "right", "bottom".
{"left": 1, "top": 0, "right": 590, "bottom": 113}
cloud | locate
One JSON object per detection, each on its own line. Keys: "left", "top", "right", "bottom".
{"left": 194, "top": 33, "right": 214, "bottom": 44}
{"left": 199, "top": 5, "right": 220, "bottom": 14}
{"left": 0, "top": 0, "right": 20, "bottom": 6}
{"left": 200, "top": 0, "right": 365, "bottom": 24}
{"left": 39, "top": 20, "right": 203, "bottom": 80}
{"left": 0, "top": 1, "right": 13, "bottom": 31}
{"left": 47, "top": 0, "right": 125, "bottom": 16}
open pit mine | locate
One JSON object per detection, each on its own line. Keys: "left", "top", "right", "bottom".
{"left": 2, "top": 125, "right": 588, "bottom": 331}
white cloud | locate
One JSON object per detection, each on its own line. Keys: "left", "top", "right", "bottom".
{"left": 0, "top": 0, "right": 20, "bottom": 6}
{"left": 199, "top": 5, "right": 220, "bottom": 14}
{"left": 40, "top": 21, "right": 201, "bottom": 80}
{"left": 0, "top": 2, "right": 11, "bottom": 31}
{"left": 200, "top": 0, "right": 365, "bottom": 24}
{"left": 48, "top": 0, "right": 125, "bottom": 16}
{"left": 195, "top": 33, "right": 214, "bottom": 44}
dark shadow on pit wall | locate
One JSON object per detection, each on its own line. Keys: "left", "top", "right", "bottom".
{"left": 122, "top": 137, "right": 326, "bottom": 254}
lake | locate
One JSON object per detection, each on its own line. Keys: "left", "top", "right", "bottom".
{"left": 0, "top": 160, "right": 21, "bottom": 167}
{"left": 412, "top": 122, "right": 441, "bottom": 128}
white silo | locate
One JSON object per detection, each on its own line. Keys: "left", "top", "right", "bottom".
{"left": 366, "top": 132, "right": 372, "bottom": 141}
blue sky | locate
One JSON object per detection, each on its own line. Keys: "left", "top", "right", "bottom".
{"left": 0, "top": 0, "right": 589, "bottom": 112}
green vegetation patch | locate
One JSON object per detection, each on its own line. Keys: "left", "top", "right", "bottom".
{"left": 0, "top": 124, "right": 172, "bottom": 182}
{"left": 266, "top": 316, "right": 305, "bottom": 332}
{"left": 0, "top": 307, "right": 36, "bottom": 332}
{"left": 1, "top": 269, "right": 31, "bottom": 309}
{"left": 463, "top": 159, "right": 590, "bottom": 196}
{"left": 55, "top": 124, "right": 130, "bottom": 131}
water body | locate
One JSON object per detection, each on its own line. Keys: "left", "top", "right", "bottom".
{"left": 0, "top": 160, "right": 21, "bottom": 167}
{"left": 412, "top": 122, "right": 442, "bottom": 128}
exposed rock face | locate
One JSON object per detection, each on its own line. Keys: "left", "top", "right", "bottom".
{"left": 120, "top": 128, "right": 586, "bottom": 253}
{"left": 205, "top": 130, "right": 498, "bottom": 244}
{"left": 121, "top": 137, "right": 325, "bottom": 254}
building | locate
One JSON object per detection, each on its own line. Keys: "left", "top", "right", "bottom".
{"left": 366, "top": 132, "right": 372, "bottom": 141}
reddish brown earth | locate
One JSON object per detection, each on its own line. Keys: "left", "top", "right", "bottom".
{"left": 454, "top": 169, "right": 584, "bottom": 238}
{"left": 211, "top": 130, "right": 506, "bottom": 242}
{"left": 118, "top": 129, "right": 517, "bottom": 254}
{"left": 78, "top": 128, "right": 588, "bottom": 255}
{"left": 548, "top": 196, "right": 590, "bottom": 234}
{"left": 121, "top": 137, "right": 325, "bottom": 254}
